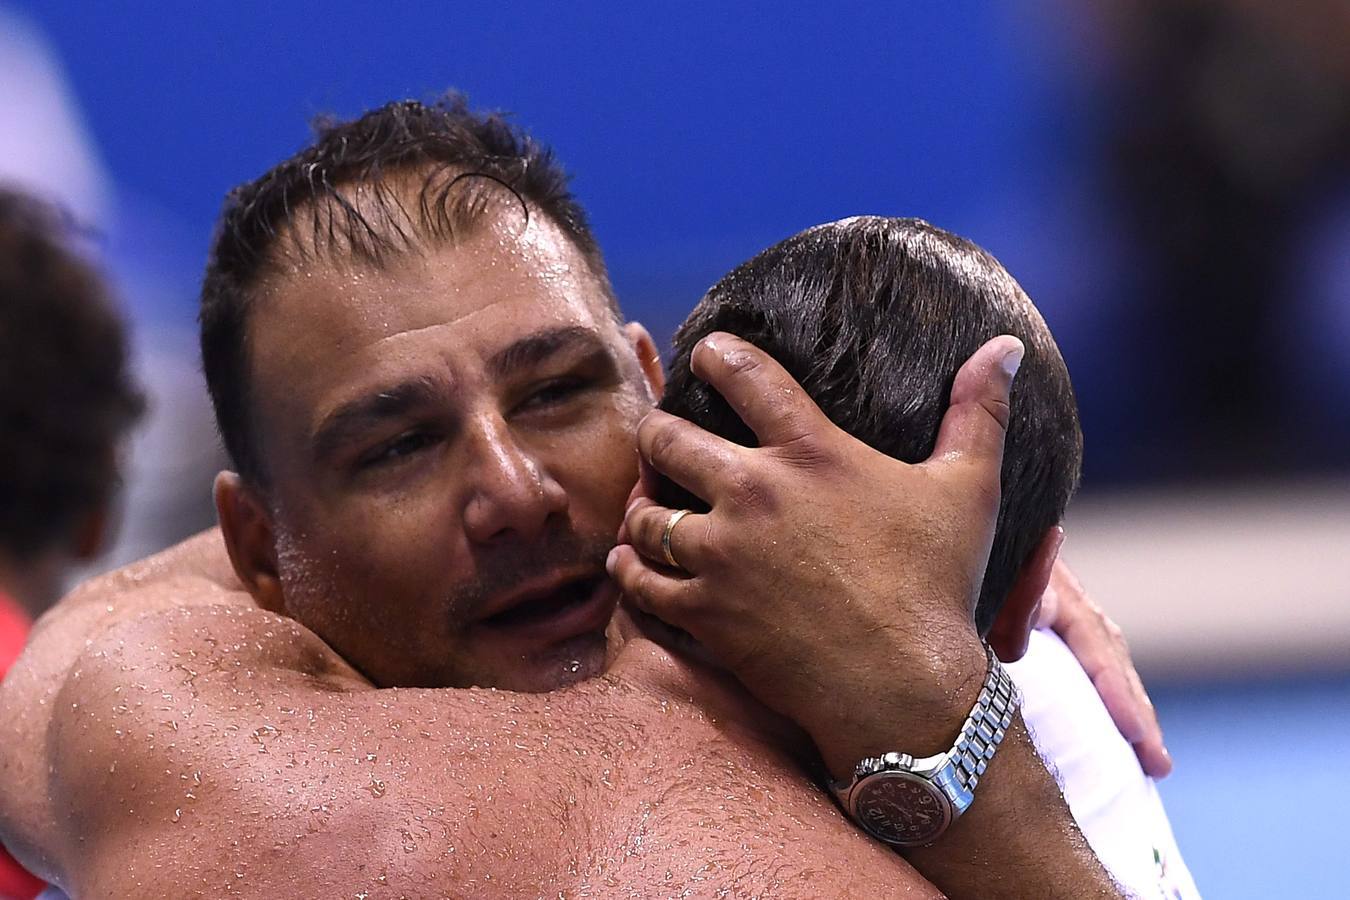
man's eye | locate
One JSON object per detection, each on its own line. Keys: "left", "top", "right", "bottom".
{"left": 518, "top": 377, "right": 588, "bottom": 411}
{"left": 359, "top": 431, "right": 439, "bottom": 469}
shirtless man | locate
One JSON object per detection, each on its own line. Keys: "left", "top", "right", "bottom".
{"left": 0, "top": 99, "right": 1126, "bottom": 898}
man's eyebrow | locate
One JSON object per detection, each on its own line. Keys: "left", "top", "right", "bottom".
{"left": 487, "top": 325, "right": 610, "bottom": 380}
{"left": 311, "top": 375, "right": 448, "bottom": 462}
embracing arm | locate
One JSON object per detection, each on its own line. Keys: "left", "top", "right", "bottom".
{"left": 0, "top": 536, "right": 556, "bottom": 898}
{"left": 1041, "top": 558, "right": 1172, "bottom": 778}
{"left": 0, "top": 529, "right": 250, "bottom": 879}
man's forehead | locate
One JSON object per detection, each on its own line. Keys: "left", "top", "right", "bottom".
{"left": 257, "top": 198, "right": 608, "bottom": 332}
{"left": 246, "top": 208, "right": 619, "bottom": 433}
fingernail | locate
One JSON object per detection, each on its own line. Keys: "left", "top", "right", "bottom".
{"left": 606, "top": 546, "right": 620, "bottom": 575}
{"left": 1001, "top": 341, "right": 1025, "bottom": 378}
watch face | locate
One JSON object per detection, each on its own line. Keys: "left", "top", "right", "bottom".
{"left": 853, "top": 771, "right": 953, "bottom": 846}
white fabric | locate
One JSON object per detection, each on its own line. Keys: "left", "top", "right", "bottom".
{"left": 1011, "top": 628, "right": 1201, "bottom": 899}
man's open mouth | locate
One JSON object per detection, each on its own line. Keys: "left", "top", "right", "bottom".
{"left": 477, "top": 574, "right": 615, "bottom": 643}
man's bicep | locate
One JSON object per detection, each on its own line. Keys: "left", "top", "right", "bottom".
{"left": 40, "top": 606, "right": 366, "bottom": 885}
{"left": 41, "top": 606, "right": 545, "bottom": 895}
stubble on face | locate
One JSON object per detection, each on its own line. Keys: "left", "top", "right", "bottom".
{"left": 271, "top": 513, "right": 621, "bottom": 690}
{"left": 242, "top": 188, "right": 657, "bottom": 693}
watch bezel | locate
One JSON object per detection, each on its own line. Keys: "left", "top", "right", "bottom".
{"left": 849, "top": 768, "right": 955, "bottom": 847}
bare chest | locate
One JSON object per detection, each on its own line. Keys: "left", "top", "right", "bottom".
{"left": 432, "top": 647, "right": 925, "bottom": 898}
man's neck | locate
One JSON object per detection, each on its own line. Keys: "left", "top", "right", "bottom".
{"left": 606, "top": 603, "right": 819, "bottom": 769}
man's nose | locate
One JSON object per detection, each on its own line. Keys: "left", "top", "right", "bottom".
{"left": 460, "top": 413, "right": 568, "bottom": 545}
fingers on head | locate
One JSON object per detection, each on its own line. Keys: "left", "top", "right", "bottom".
{"left": 935, "top": 334, "right": 1024, "bottom": 464}
{"left": 637, "top": 410, "right": 741, "bottom": 504}
{"left": 689, "top": 332, "right": 825, "bottom": 449}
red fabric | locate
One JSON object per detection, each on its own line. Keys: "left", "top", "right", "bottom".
{"left": 0, "top": 591, "right": 28, "bottom": 682}
{"left": 0, "top": 591, "right": 45, "bottom": 900}
{"left": 0, "top": 850, "right": 43, "bottom": 900}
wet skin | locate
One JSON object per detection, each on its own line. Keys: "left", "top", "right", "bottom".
{"left": 2, "top": 550, "right": 938, "bottom": 897}
{"left": 225, "top": 208, "right": 658, "bottom": 692}
{"left": 0, "top": 205, "right": 942, "bottom": 895}
{"left": 0, "top": 201, "right": 1119, "bottom": 898}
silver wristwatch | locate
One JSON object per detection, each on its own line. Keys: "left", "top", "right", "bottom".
{"left": 829, "top": 644, "right": 1021, "bottom": 848}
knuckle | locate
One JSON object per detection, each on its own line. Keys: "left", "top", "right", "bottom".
{"left": 677, "top": 582, "right": 711, "bottom": 616}
{"left": 717, "top": 339, "right": 763, "bottom": 378}
{"left": 635, "top": 566, "right": 659, "bottom": 597}
{"left": 980, "top": 396, "right": 1012, "bottom": 431}
{"left": 632, "top": 567, "right": 665, "bottom": 607}
{"left": 696, "top": 519, "right": 730, "bottom": 569}
{"left": 726, "top": 466, "right": 771, "bottom": 510}
{"left": 647, "top": 423, "right": 680, "bottom": 465}
{"left": 637, "top": 508, "right": 665, "bottom": 550}
{"left": 611, "top": 555, "right": 640, "bottom": 595}
{"left": 778, "top": 432, "right": 833, "bottom": 468}
{"left": 1102, "top": 616, "right": 1126, "bottom": 643}
{"left": 621, "top": 500, "right": 645, "bottom": 533}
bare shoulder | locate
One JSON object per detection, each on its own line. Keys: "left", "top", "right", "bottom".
{"left": 0, "top": 529, "right": 357, "bottom": 888}
{"left": 19, "top": 528, "right": 251, "bottom": 689}
{"left": 3, "top": 560, "right": 580, "bottom": 896}
{"left": 52, "top": 608, "right": 600, "bottom": 897}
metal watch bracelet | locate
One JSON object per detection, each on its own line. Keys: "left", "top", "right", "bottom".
{"left": 830, "top": 644, "right": 1022, "bottom": 847}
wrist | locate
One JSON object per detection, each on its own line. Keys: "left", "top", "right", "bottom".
{"left": 812, "top": 635, "right": 987, "bottom": 781}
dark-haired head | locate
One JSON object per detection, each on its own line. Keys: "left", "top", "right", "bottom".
{"left": 200, "top": 94, "right": 614, "bottom": 488}
{"left": 658, "top": 217, "right": 1082, "bottom": 638}
{"left": 0, "top": 187, "right": 144, "bottom": 586}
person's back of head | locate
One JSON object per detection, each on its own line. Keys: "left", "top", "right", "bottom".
{"left": 658, "top": 216, "right": 1082, "bottom": 646}
{"left": 0, "top": 187, "right": 144, "bottom": 615}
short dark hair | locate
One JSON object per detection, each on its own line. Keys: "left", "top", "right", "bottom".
{"left": 200, "top": 94, "right": 611, "bottom": 486}
{"left": 658, "top": 217, "right": 1083, "bottom": 634}
{"left": 0, "top": 187, "right": 145, "bottom": 561}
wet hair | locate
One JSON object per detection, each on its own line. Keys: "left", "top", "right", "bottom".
{"left": 658, "top": 217, "right": 1083, "bottom": 634}
{"left": 0, "top": 187, "right": 145, "bottom": 561}
{"left": 200, "top": 94, "right": 612, "bottom": 486}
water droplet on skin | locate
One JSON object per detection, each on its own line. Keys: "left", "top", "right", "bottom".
{"left": 368, "top": 777, "right": 386, "bottom": 798}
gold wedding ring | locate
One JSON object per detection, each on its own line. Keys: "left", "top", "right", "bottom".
{"left": 661, "top": 508, "right": 692, "bottom": 571}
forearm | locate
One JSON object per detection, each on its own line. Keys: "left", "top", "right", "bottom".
{"left": 904, "top": 717, "right": 1123, "bottom": 900}
{"left": 809, "top": 642, "right": 1123, "bottom": 900}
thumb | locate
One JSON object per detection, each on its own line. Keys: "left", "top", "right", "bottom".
{"left": 931, "top": 335, "right": 1023, "bottom": 467}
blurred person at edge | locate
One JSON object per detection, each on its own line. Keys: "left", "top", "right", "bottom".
{"left": 4, "top": 100, "right": 1167, "bottom": 898}
{"left": 0, "top": 188, "right": 144, "bottom": 900}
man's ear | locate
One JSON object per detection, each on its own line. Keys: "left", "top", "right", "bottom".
{"left": 989, "top": 525, "right": 1065, "bottom": 663}
{"left": 214, "top": 471, "right": 284, "bottom": 614}
{"left": 623, "top": 322, "right": 665, "bottom": 401}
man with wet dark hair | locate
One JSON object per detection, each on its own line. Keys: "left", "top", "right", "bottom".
{"left": 200, "top": 97, "right": 618, "bottom": 491}
{"left": 1, "top": 98, "right": 1142, "bottom": 898}
{"left": 652, "top": 216, "right": 1080, "bottom": 646}
{"left": 0, "top": 186, "right": 144, "bottom": 900}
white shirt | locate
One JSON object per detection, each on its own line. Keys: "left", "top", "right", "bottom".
{"left": 1011, "top": 628, "right": 1201, "bottom": 899}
